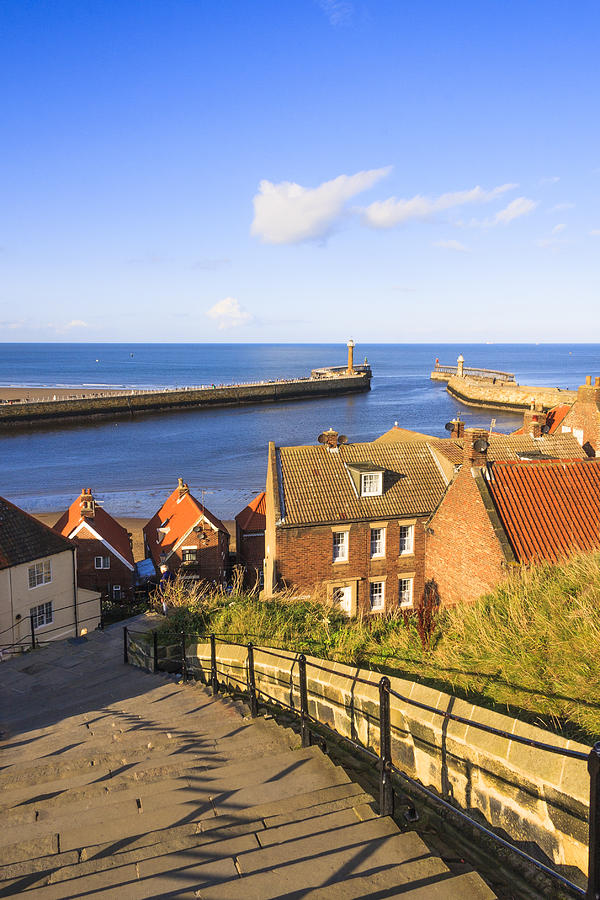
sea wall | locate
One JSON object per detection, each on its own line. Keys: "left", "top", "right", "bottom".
{"left": 0, "top": 373, "right": 370, "bottom": 430}
{"left": 170, "top": 642, "right": 588, "bottom": 880}
{"left": 446, "top": 376, "right": 576, "bottom": 412}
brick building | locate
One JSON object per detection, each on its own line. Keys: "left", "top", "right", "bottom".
{"left": 53, "top": 489, "right": 134, "bottom": 599}
{"left": 144, "top": 479, "right": 229, "bottom": 583}
{"left": 235, "top": 492, "right": 266, "bottom": 585}
{"left": 425, "top": 428, "right": 593, "bottom": 606}
{"left": 512, "top": 376, "right": 600, "bottom": 457}
{"left": 264, "top": 428, "right": 450, "bottom": 615}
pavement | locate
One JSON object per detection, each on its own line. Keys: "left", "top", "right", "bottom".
{"left": 0, "top": 616, "right": 497, "bottom": 898}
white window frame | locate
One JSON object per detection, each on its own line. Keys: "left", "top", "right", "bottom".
{"left": 28, "top": 559, "right": 52, "bottom": 589}
{"left": 369, "top": 581, "right": 385, "bottom": 611}
{"left": 332, "top": 530, "right": 349, "bottom": 563}
{"left": 399, "top": 524, "right": 415, "bottom": 555}
{"left": 113, "top": 584, "right": 122, "bottom": 600}
{"left": 182, "top": 548, "right": 198, "bottom": 562}
{"left": 30, "top": 601, "right": 53, "bottom": 629}
{"left": 361, "top": 472, "right": 383, "bottom": 497}
{"left": 398, "top": 577, "right": 414, "bottom": 609}
{"left": 370, "top": 527, "right": 386, "bottom": 558}
{"left": 332, "top": 585, "right": 353, "bottom": 616}
{"left": 94, "top": 556, "right": 110, "bottom": 569}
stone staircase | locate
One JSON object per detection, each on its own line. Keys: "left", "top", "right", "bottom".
{"left": 0, "top": 619, "right": 496, "bottom": 899}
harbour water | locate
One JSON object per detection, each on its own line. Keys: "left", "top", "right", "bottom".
{"left": 0, "top": 343, "right": 598, "bottom": 519}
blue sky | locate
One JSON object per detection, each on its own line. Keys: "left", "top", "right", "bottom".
{"left": 1, "top": 0, "right": 598, "bottom": 342}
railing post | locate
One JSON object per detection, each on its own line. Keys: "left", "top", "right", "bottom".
{"left": 99, "top": 599, "right": 104, "bottom": 631}
{"left": 210, "top": 634, "right": 218, "bottom": 693}
{"left": 298, "top": 653, "right": 310, "bottom": 747}
{"left": 180, "top": 630, "right": 187, "bottom": 683}
{"left": 247, "top": 643, "right": 258, "bottom": 717}
{"left": 588, "top": 742, "right": 600, "bottom": 900}
{"left": 379, "top": 676, "right": 394, "bottom": 818}
{"left": 123, "top": 626, "right": 128, "bottom": 665}
{"left": 30, "top": 613, "right": 36, "bottom": 650}
{"left": 153, "top": 630, "right": 158, "bottom": 673}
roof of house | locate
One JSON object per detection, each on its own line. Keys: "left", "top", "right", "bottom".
{"left": 0, "top": 496, "right": 74, "bottom": 571}
{"left": 276, "top": 440, "right": 448, "bottom": 526}
{"left": 53, "top": 492, "right": 134, "bottom": 566}
{"left": 486, "top": 458, "right": 600, "bottom": 563}
{"left": 143, "top": 484, "right": 227, "bottom": 565}
{"left": 511, "top": 404, "right": 573, "bottom": 437}
{"left": 236, "top": 492, "right": 266, "bottom": 532}
{"left": 482, "top": 432, "right": 586, "bottom": 461}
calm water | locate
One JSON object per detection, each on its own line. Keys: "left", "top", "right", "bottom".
{"left": 0, "top": 343, "right": 597, "bottom": 519}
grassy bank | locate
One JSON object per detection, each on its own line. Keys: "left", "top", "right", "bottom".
{"left": 154, "top": 555, "right": 600, "bottom": 745}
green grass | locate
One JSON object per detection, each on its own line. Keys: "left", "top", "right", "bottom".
{"left": 154, "top": 555, "right": 600, "bottom": 745}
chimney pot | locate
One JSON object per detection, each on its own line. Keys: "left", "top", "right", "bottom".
{"left": 586, "top": 375, "right": 592, "bottom": 385}
{"left": 462, "top": 428, "right": 489, "bottom": 467}
{"left": 595, "top": 377, "right": 600, "bottom": 388}
{"left": 450, "top": 418, "right": 465, "bottom": 439}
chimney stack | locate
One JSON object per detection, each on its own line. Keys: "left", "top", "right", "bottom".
{"left": 462, "top": 428, "right": 489, "bottom": 467}
{"left": 577, "top": 376, "right": 600, "bottom": 405}
{"left": 522, "top": 403, "right": 547, "bottom": 438}
{"left": 177, "top": 477, "right": 189, "bottom": 498}
{"left": 347, "top": 339, "right": 355, "bottom": 374}
{"left": 449, "top": 417, "right": 465, "bottom": 438}
{"left": 80, "top": 488, "right": 96, "bottom": 518}
{"left": 320, "top": 427, "right": 339, "bottom": 449}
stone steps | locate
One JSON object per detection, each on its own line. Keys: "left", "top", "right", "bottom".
{"left": 0, "top": 618, "right": 497, "bottom": 899}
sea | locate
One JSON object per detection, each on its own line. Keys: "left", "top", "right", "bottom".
{"left": 0, "top": 342, "right": 598, "bottom": 520}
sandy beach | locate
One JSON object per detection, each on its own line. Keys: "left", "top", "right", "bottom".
{"left": 33, "top": 513, "right": 236, "bottom": 560}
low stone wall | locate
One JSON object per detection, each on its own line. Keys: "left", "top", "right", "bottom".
{"left": 446, "top": 376, "right": 576, "bottom": 412}
{"left": 0, "top": 373, "right": 371, "bottom": 429}
{"left": 181, "top": 641, "right": 590, "bottom": 880}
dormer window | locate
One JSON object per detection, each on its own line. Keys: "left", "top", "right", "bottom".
{"left": 361, "top": 472, "right": 382, "bottom": 496}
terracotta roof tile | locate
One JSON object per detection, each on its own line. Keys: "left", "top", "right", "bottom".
{"left": 236, "top": 492, "right": 266, "bottom": 531}
{"left": 467, "top": 432, "right": 586, "bottom": 461}
{"left": 0, "top": 496, "right": 73, "bottom": 571}
{"left": 143, "top": 485, "right": 227, "bottom": 566}
{"left": 54, "top": 493, "right": 134, "bottom": 565}
{"left": 486, "top": 458, "right": 600, "bottom": 563}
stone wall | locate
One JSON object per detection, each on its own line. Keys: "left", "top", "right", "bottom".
{"left": 446, "top": 376, "right": 576, "bottom": 413}
{"left": 0, "top": 373, "right": 371, "bottom": 429}
{"left": 177, "top": 641, "right": 591, "bottom": 879}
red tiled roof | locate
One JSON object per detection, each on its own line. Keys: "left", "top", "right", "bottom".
{"left": 511, "top": 404, "right": 572, "bottom": 436}
{"left": 143, "top": 485, "right": 227, "bottom": 566}
{"left": 487, "top": 458, "right": 600, "bottom": 563}
{"left": 53, "top": 493, "right": 134, "bottom": 565}
{"left": 0, "top": 496, "right": 73, "bottom": 570}
{"left": 236, "top": 492, "right": 266, "bottom": 532}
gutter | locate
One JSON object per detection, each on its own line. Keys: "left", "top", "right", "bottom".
{"left": 72, "top": 548, "right": 79, "bottom": 636}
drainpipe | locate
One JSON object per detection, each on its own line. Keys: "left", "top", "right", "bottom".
{"left": 72, "top": 549, "right": 79, "bottom": 637}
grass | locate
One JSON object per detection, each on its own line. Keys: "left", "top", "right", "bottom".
{"left": 153, "top": 555, "right": 600, "bottom": 745}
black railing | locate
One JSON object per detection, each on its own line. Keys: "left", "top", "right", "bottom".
{"left": 124, "top": 629, "right": 599, "bottom": 899}
{"left": 0, "top": 594, "right": 103, "bottom": 653}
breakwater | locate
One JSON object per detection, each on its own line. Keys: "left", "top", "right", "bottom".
{"left": 0, "top": 369, "right": 371, "bottom": 430}
{"left": 446, "top": 375, "right": 576, "bottom": 412}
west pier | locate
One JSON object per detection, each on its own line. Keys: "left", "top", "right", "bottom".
{"left": 0, "top": 342, "right": 371, "bottom": 430}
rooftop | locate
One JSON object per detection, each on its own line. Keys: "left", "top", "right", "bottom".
{"left": 144, "top": 481, "right": 227, "bottom": 565}
{"left": 54, "top": 490, "right": 134, "bottom": 566}
{"left": 0, "top": 496, "right": 73, "bottom": 571}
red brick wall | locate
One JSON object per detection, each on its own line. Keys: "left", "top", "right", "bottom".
{"left": 425, "top": 467, "right": 508, "bottom": 606}
{"left": 73, "top": 537, "right": 133, "bottom": 596}
{"left": 167, "top": 529, "right": 230, "bottom": 583}
{"left": 237, "top": 528, "right": 265, "bottom": 582}
{"left": 559, "top": 387, "right": 600, "bottom": 456}
{"left": 275, "top": 517, "right": 427, "bottom": 615}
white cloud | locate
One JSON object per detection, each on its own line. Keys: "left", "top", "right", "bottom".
{"left": 549, "top": 202, "right": 575, "bottom": 212}
{"left": 539, "top": 175, "right": 560, "bottom": 185}
{"left": 493, "top": 197, "right": 537, "bottom": 225}
{"left": 433, "top": 239, "right": 470, "bottom": 252}
{"left": 64, "top": 319, "right": 89, "bottom": 329}
{"left": 317, "top": 0, "right": 353, "bottom": 25}
{"left": 591, "top": 229, "right": 600, "bottom": 236}
{"left": 251, "top": 167, "right": 391, "bottom": 244}
{"left": 362, "top": 183, "right": 516, "bottom": 229}
{"left": 206, "top": 297, "right": 252, "bottom": 330}
{"left": 551, "top": 223, "right": 566, "bottom": 234}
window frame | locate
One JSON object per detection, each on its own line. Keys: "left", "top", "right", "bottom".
{"left": 370, "top": 526, "right": 386, "bottom": 558}
{"left": 332, "top": 530, "right": 349, "bottom": 563}
{"left": 94, "top": 555, "right": 110, "bottom": 569}
{"left": 399, "top": 524, "right": 415, "bottom": 555}
{"left": 30, "top": 601, "right": 53, "bottom": 629}
{"left": 28, "top": 559, "right": 52, "bottom": 590}
{"left": 182, "top": 548, "right": 198, "bottom": 563}
{"left": 398, "top": 576, "right": 414, "bottom": 609}
{"left": 360, "top": 472, "right": 383, "bottom": 497}
{"left": 369, "top": 580, "right": 385, "bottom": 611}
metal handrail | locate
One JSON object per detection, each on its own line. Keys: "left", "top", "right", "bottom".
{"left": 126, "top": 628, "right": 598, "bottom": 898}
